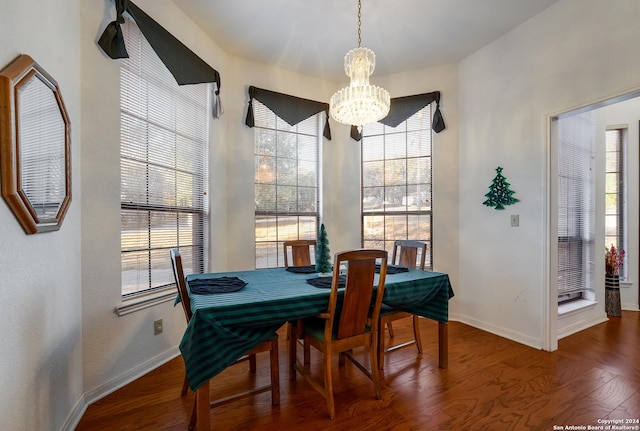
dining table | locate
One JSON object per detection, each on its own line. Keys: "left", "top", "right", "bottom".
{"left": 179, "top": 266, "right": 454, "bottom": 430}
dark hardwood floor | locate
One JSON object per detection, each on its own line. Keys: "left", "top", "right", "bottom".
{"left": 76, "top": 311, "right": 640, "bottom": 430}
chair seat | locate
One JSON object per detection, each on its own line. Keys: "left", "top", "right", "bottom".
{"left": 303, "top": 316, "right": 371, "bottom": 342}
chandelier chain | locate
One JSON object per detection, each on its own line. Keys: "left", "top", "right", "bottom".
{"left": 357, "top": 0, "right": 362, "bottom": 47}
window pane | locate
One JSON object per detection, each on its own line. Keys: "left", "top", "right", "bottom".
{"left": 363, "top": 215, "right": 385, "bottom": 241}
{"left": 363, "top": 161, "right": 384, "bottom": 188}
{"left": 385, "top": 159, "right": 407, "bottom": 186}
{"left": 255, "top": 216, "right": 277, "bottom": 242}
{"left": 255, "top": 184, "right": 276, "bottom": 212}
{"left": 556, "top": 112, "right": 596, "bottom": 299}
{"left": 604, "top": 128, "right": 626, "bottom": 278}
{"left": 362, "top": 135, "right": 384, "bottom": 161}
{"left": 256, "top": 156, "right": 276, "bottom": 184}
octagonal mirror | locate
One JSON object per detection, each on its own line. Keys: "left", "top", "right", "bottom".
{"left": 0, "top": 54, "right": 71, "bottom": 234}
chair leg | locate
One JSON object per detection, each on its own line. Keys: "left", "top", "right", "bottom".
{"left": 249, "top": 353, "right": 257, "bottom": 373}
{"left": 181, "top": 375, "right": 190, "bottom": 396}
{"left": 412, "top": 315, "right": 423, "bottom": 353}
{"left": 378, "top": 318, "right": 386, "bottom": 370}
{"left": 188, "top": 392, "right": 197, "bottom": 431}
{"left": 323, "top": 347, "right": 335, "bottom": 419}
{"left": 303, "top": 336, "right": 311, "bottom": 364}
{"left": 338, "top": 351, "right": 346, "bottom": 366}
{"left": 387, "top": 321, "right": 395, "bottom": 338}
{"left": 289, "top": 323, "right": 297, "bottom": 381}
{"left": 369, "top": 341, "right": 382, "bottom": 399}
{"left": 269, "top": 339, "right": 280, "bottom": 406}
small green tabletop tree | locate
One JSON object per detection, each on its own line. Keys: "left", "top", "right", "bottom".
{"left": 315, "top": 224, "right": 332, "bottom": 274}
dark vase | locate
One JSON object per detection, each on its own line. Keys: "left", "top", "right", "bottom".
{"left": 605, "top": 274, "right": 621, "bottom": 317}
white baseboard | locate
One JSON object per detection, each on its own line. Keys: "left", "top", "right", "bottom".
{"left": 622, "top": 302, "right": 640, "bottom": 311}
{"left": 453, "top": 315, "right": 543, "bottom": 350}
{"left": 558, "top": 315, "right": 609, "bottom": 339}
{"left": 59, "top": 394, "right": 87, "bottom": 431}
{"left": 62, "top": 347, "right": 181, "bottom": 431}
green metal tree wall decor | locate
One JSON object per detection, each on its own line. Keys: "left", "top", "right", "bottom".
{"left": 483, "top": 166, "right": 519, "bottom": 210}
{"left": 315, "top": 223, "right": 332, "bottom": 274}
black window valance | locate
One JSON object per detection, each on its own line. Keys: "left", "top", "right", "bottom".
{"left": 98, "top": 0, "right": 221, "bottom": 91}
{"left": 351, "top": 91, "right": 445, "bottom": 141}
{"left": 245, "top": 86, "right": 332, "bottom": 140}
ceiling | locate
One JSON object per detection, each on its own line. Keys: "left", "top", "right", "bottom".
{"left": 171, "top": 0, "right": 559, "bottom": 82}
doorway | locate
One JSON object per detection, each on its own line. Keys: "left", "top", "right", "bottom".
{"left": 548, "top": 89, "right": 640, "bottom": 350}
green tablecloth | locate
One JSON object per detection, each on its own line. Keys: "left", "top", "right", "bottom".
{"left": 179, "top": 268, "right": 453, "bottom": 391}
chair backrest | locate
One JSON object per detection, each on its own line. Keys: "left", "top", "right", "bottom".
{"left": 170, "top": 248, "right": 192, "bottom": 322}
{"left": 283, "top": 240, "right": 317, "bottom": 267}
{"left": 392, "top": 240, "right": 427, "bottom": 270}
{"left": 326, "top": 249, "right": 388, "bottom": 340}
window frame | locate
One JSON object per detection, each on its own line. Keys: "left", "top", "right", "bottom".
{"left": 119, "top": 16, "right": 209, "bottom": 301}
{"left": 604, "top": 126, "right": 627, "bottom": 279}
{"left": 360, "top": 105, "right": 433, "bottom": 269}
{"left": 253, "top": 100, "right": 322, "bottom": 268}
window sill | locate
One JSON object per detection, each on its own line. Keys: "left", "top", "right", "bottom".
{"left": 558, "top": 299, "right": 597, "bottom": 317}
{"left": 115, "top": 288, "right": 177, "bottom": 316}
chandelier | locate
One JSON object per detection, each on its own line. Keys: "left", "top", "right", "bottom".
{"left": 329, "top": 0, "right": 390, "bottom": 130}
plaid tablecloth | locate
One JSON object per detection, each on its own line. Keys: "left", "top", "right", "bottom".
{"left": 179, "top": 268, "right": 453, "bottom": 391}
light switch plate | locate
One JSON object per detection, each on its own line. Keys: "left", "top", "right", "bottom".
{"left": 510, "top": 214, "right": 519, "bottom": 227}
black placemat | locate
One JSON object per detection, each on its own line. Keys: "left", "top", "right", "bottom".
{"left": 188, "top": 277, "right": 247, "bottom": 294}
{"left": 376, "top": 264, "right": 409, "bottom": 274}
{"left": 285, "top": 265, "right": 317, "bottom": 274}
{"left": 306, "top": 275, "right": 346, "bottom": 289}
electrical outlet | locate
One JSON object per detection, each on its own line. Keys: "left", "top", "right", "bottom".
{"left": 154, "top": 319, "right": 163, "bottom": 335}
{"left": 510, "top": 214, "right": 519, "bottom": 227}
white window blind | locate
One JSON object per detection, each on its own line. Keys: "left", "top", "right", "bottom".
{"left": 253, "top": 100, "right": 320, "bottom": 268}
{"left": 605, "top": 127, "right": 626, "bottom": 278}
{"left": 120, "top": 16, "right": 209, "bottom": 297}
{"left": 557, "top": 112, "right": 595, "bottom": 299}
{"left": 361, "top": 106, "right": 433, "bottom": 268}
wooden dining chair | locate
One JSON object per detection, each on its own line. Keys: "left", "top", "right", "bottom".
{"left": 283, "top": 239, "right": 317, "bottom": 340}
{"left": 170, "top": 248, "right": 280, "bottom": 430}
{"left": 377, "top": 240, "right": 427, "bottom": 369}
{"left": 283, "top": 239, "right": 316, "bottom": 268}
{"left": 289, "top": 249, "right": 388, "bottom": 419}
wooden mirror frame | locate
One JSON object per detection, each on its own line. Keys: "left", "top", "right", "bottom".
{"left": 0, "top": 54, "right": 71, "bottom": 234}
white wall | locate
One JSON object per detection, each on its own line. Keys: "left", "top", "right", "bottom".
{"left": 3, "top": 0, "right": 640, "bottom": 429}
{"left": 79, "top": 0, "right": 230, "bottom": 406}
{"left": 375, "top": 65, "right": 461, "bottom": 306}
{"left": 457, "top": 0, "right": 640, "bottom": 350}
{"left": 0, "top": 1, "right": 83, "bottom": 430}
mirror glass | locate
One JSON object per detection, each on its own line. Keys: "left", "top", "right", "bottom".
{"left": 18, "top": 74, "right": 67, "bottom": 221}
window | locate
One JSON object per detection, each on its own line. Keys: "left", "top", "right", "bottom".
{"left": 361, "top": 106, "right": 432, "bottom": 268}
{"left": 605, "top": 127, "right": 626, "bottom": 278}
{"left": 254, "top": 100, "right": 321, "bottom": 268}
{"left": 120, "top": 17, "right": 209, "bottom": 297}
{"left": 556, "top": 112, "right": 596, "bottom": 303}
